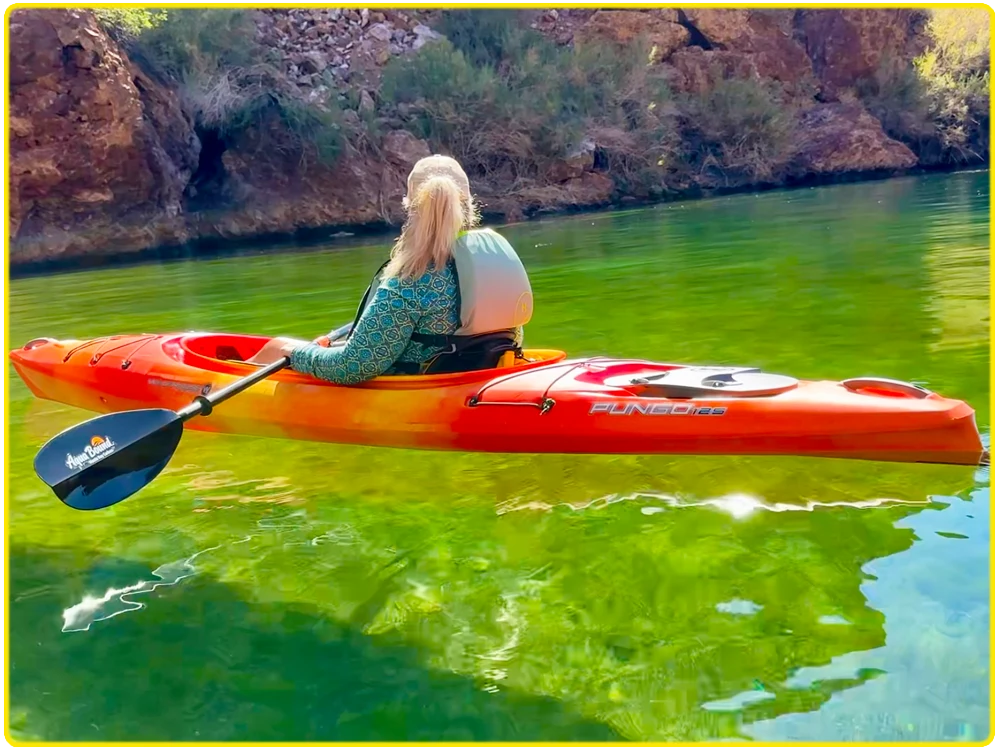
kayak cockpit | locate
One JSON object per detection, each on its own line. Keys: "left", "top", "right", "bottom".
{"left": 180, "top": 332, "right": 269, "bottom": 364}
{"left": 168, "top": 332, "right": 567, "bottom": 387}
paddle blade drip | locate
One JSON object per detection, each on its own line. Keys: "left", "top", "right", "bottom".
{"left": 33, "top": 409, "right": 184, "bottom": 510}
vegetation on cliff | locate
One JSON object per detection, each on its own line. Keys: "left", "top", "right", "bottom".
{"left": 98, "top": 8, "right": 347, "bottom": 166}
{"left": 857, "top": 8, "right": 990, "bottom": 165}
{"left": 381, "top": 22, "right": 682, "bottom": 194}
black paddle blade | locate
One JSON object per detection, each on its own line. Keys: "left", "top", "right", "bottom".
{"left": 33, "top": 409, "right": 184, "bottom": 510}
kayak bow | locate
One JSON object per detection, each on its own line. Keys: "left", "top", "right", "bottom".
{"left": 9, "top": 332, "right": 988, "bottom": 466}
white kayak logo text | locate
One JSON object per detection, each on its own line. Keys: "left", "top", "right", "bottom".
{"left": 590, "top": 403, "right": 727, "bottom": 416}
{"left": 65, "top": 435, "right": 117, "bottom": 470}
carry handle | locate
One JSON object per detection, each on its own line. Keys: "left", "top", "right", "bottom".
{"left": 840, "top": 377, "right": 931, "bottom": 399}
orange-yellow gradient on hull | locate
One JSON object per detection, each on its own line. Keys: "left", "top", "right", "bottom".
{"left": 9, "top": 333, "right": 987, "bottom": 466}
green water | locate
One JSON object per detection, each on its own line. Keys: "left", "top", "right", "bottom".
{"left": 7, "top": 171, "right": 992, "bottom": 742}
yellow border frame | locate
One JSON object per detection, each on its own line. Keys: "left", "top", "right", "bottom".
{"left": 0, "top": 0, "right": 998, "bottom": 748}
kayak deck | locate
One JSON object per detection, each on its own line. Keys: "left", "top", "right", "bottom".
{"left": 9, "top": 332, "right": 988, "bottom": 466}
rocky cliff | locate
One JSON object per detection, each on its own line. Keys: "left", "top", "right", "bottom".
{"left": 8, "top": 8, "right": 982, "bottom": 268}
{"left": 9, "top": 10, "right": 198, "bottom": 263}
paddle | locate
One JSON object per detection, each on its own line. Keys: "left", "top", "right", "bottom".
{"left": 33, "top": 356, "right": 292, "bottom": 511}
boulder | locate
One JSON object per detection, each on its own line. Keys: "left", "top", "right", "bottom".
{"left": 576, "top": 10, "right": 690, "bottom": 60}
{"left": 681, "top": 9, "right": 816, "bottom": 91}
{"left": 8, "top": 9, "right": 199, "bottom": 261}
{"left": 381, "top": 129, "right": 431, "bottom": 169}
{"left": 544, "top": 139, "right": 596, "bottom": 183}
{"left": 789, "top": 103, "right": 918, "bottom": 176}
{"left": 796, "top": 9, "right": 931, "bottom": 93}
{"left": 412, "top": 24, "right": 444, "bottom": 50}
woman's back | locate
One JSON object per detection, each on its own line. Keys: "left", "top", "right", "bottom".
{"left": 257, "top": 154, "right": 530, "bottom": 383}
{"left": 356, "top": 259, "right": 462, "bottom": 376}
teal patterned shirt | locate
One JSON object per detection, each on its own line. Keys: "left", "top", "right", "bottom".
{"left": 288, "top": 260, "right": 461, "bottom": 384}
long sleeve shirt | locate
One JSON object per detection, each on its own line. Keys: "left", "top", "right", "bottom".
{"left": 288, "top": 261, "right": 461, "bottom": 384}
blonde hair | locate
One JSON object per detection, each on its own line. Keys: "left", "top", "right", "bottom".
{"left": 385, "top": 155, "right": 480, "bottom": 279}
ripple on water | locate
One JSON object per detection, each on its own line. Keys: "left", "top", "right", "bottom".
{"left": 59, "top": 510, "right": 352, "bottom": 633}
{"left": 61, "top": 544, "right": 222, "bottom": 633}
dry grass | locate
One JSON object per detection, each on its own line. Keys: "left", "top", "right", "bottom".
{"left": 680, "top": 77, "right": 794, "bottom": 183}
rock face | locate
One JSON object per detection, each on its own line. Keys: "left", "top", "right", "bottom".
{"left": 9, "top": 9, "right": 199, "bottom": 262}
{"left": 8, "top": 7, "right": 956, "bottom": 268}
{"left": 789, "top": 103, "right": 918, "bottom": 177}
{"left": 576, "top": 10, "right": 690, "bottom": 61}
{"left": 253, "top": 8, "right": 439, "bottom": 100}
{"left": 6, "top": 8, "right": 441, "bottom": 264}
{"left": 796, "top": 9, "right": 931, "bottom": 94}
{"left": 194, "top": 126, "right": 430, "bottom": 239}
{"left": 681, "top": 9, "right": 816, "bottom": 90}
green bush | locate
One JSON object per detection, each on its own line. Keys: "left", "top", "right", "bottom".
{"left": 858, "top": 8, "right": 990, "bottom": 164}
{"left": 93, "top": 8, "right": 166, "bottom": 42}
{"left": 381, "top": 39, "right": 496, "bottom": 111}
{"left": 924, "top": 8, "right": 990, "bottom": 77}
{"left": 856, "top": 57, "right": 935, "bottom": 141}
{"left": 681, "top": 76, "right": 793, "bottom": 182}
{"left": 435, "top": 9, "right": 537, "bottom": 70}
{"left": 113, "top": 9, "right": 342, "bottom": 166}
{"left": 381, "top": 32, "right": 679, "bottom": 192}
{"left": 915, "top": 8, "right": 990, "bottom": 162}
{"left": 128, "top": 9, "right": 260, "bottom": 82}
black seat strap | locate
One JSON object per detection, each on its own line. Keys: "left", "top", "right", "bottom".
{"left": 409, "top": 331, "right": 453, "bottom": 348}
{"left": 348, "top": 260, "right": 392, "bottom": 335}
{"left": 410, "top": 330, "right": 517, "bottom": 349}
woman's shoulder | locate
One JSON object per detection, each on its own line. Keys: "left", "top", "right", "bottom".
{"left": 379, "top": 260, "right": 457, "bottom": 294}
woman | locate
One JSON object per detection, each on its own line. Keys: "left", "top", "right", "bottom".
{"left": 250, "top": 154, "right": 532, "bottom": 383}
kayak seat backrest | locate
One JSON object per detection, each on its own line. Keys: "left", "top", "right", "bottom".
{"left": 421, "top": 331, "right": 521, "bottom": 375}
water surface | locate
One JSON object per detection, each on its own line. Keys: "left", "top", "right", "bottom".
{"left": 7, "top": 171, "right": 992, "bottom": 742}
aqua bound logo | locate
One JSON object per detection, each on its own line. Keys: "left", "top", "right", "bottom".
{"left": 65, "top": 435, "right": 117, "bottom": 470}
{"left": 589, "top": 403, "right": 727, "bottom": 416}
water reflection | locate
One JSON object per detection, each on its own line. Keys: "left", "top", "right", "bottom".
{"left": 746, "top": 483, "right": 990, "bottom": 742}
{"left": 38, "top": 451, "right": 982, "bottom": 740}
{"left": 61, "top": 543, "right": 224, "bottom": 632}
{"left": 497, "top": 490, "right": 935, "bottom": 518}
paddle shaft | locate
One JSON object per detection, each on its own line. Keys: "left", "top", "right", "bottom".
{"left": 176, "top": 356, "right": 290, "bottom": 421}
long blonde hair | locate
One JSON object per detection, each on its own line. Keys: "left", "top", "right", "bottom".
{"left": 385, "top": 155, "right": 480, "bottom": 279}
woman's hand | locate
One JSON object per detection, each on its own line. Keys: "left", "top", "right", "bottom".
{"left": 247, "top": 336, "right": 303, "bottom": 365}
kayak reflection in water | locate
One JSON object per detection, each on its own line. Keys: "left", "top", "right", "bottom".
{"left": 248, "top": 154, "right": 534, "bottom": 383}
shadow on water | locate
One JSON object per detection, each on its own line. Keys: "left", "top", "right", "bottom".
{"left": 8, "top": 543, "right": 622, "bottom": 743}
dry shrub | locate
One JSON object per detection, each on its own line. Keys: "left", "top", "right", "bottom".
{"left": 680, "top": 76, "right": 793, "bottom": 184}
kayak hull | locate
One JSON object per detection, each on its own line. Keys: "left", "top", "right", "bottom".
{"left": 9, "top": 332, "right": 987, "bottom": 466}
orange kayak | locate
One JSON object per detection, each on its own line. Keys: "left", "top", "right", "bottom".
{"left": 9, "top": 332, "right": 987, "bottom": 466}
